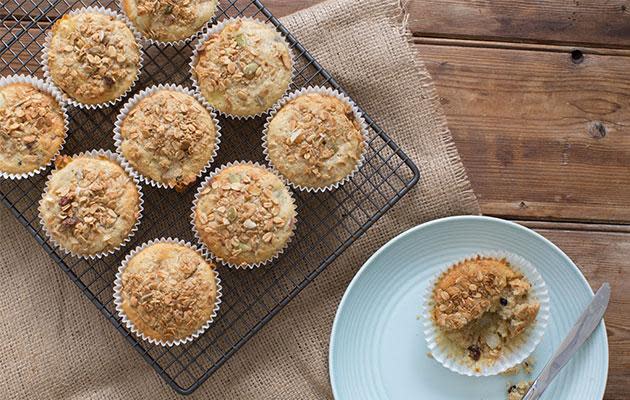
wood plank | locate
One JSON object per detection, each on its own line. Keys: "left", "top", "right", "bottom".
{"left": 534, "top": 228, "right": 630, "bottom": 400}
{"left": 418, "top": 42, "right": 630, "bottom": 223}
{"left": 408, "top": 0, "right": 630, "bottom": 49}
{"left": 3, "top": 0, "right": 630, "bottom": 49}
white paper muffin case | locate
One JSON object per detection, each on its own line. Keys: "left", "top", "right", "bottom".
{"left": 38, "top": 149, "right": 145, "bottom": 260}
{"left": 41, "top": 6, "right": 144, "bottom": 110}
{"left": 190, "top": 160, "right": 298, "bottom": 269}
{"left": 113, "top": 83, "right": 222, "bottom": 190}
{"left": 0, "top": 75, "right": 69, "bottom": 180}
{"left": 189, "top": 16, "right": 296, "bottom": 119}
{"left": 113, "top": 237, "right": 223, "bottom": 347}
{"left": 422, "top": 250, "right": 550, "bottom": 376}
{"left": 261, "top": 86, "right": 369, "bottom": 192}
{"left": 117, "top": 0, "right": 220, "bottom": 46}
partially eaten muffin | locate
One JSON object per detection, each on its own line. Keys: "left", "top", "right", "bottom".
{"left": 432, "top": 256, "right": 540, "bottom": 367}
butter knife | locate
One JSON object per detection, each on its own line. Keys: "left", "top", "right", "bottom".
{"left": 522, "top": 282, "right": 611, "bottom": 400}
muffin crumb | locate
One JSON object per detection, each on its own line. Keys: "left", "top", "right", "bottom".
{"left": 431, "top": 256, "right": 540, "bottom": 366}
{"left": 507, "top": 380, "right": 533, "bottom": 400}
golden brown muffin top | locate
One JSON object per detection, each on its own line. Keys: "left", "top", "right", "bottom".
{"left": 119, "top": 89, "right": 218, "bottom": 190}
{"left": 194, "top": 164, "right": 296, "bottom": 266}
{"left": 193, "top": 18, "right": 292, "bottom": 116}
{"left": 48, "top": 12, "right": 140, "bottom": 104}
{"left": 266, "top": 92, "right": 364, "bottom": 188}
{"left": 432, "top": 257, "right": 534, "bottom": 331}
{"left": 122, "top": 0, "right": 218, "bottom": 42}
{"left": 0, "top": 82, "right": 65, "bottom": 175}
{"left": 39, "top": 154, "right": 141, "bottom": 256}
{"left": 120, "top": 242, "right": 218, "bottom": 342}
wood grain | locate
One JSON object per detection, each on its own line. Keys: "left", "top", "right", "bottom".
{"left": 535, "top": 228, "right": 630, "bottom": 400}
{"left": 1, "top": 2, "right": 629, "bottom": 399}
{"left": 408, "top": 0, "right": 630, "bottom": 49}
{"left": 418, "top": 43, "right": 630, "bottom": 223}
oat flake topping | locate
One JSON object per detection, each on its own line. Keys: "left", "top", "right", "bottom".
{"left": 266, "top": 92, "right": 364, "bottom": 188}
{"left": 122, "top": 0, "right": 217, "bottom": 42}
{"left": 48, "top": 11, "right": 140, "bottom": 104}
{"left": 194, "top": 164, "right": 296, "bottom": 266}
{"left": 120, "top": 242, "right": 218, "bottom": 342}
{"left": 40, "top": 155, "right": 141, "bottom": 256}
{"left": 433, "top": 256, "right": 537, "bottom": 334}
{"left": 0, "top": 83, "right": 65, "bottom": 175}
{"left": 119, "top": 89, "right": 217, "bottom": 190}
{"left": 193, "top": 18, "right": 292, "bottom": 116}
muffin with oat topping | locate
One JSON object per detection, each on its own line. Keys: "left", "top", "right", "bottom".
{"left": 39, "top": 152, "right": 141, "bottom": 257}
{"left": 121, "top": 0, "right": 218, "bottom": 42}
{"left": 46, "top": 9, "right": 141, "bottom": 105}
{"left": 264, "top": 88, "right": 365, "bottom": 190}
{"left": 0, "top": 80, "right": 66, "bottom": 177}
{"left": 431, "top": 256, "right": 540, "bottom": 369}
{"left": 193, "top": 163, "right": 296, "bottom": 267}
{"left": 192, "top": 18, "right": 292, "bottom": 117}
{"left": 116, "top": 87, "right": 219, "bottom": 190}
{"left": 117, "top": 241, "right": 220, "bottom": 344}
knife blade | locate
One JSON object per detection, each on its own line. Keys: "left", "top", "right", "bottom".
{"left": 522, "top": 282, "right": 610, "bottom": 400}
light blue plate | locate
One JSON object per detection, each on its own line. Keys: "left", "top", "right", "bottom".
{"left": 330, "top": 216, "right": 608, "bottom": 400}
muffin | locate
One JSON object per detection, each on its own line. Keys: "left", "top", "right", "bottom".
{"left": 0, "top": 78, "right": 66, "bottom": 177}
{"left": 115, "top": 240, "right": 221, "bottom": 344}
{"left": 45, "top": 8, "right": 141, "bottom": 106}
{"left": 193, "top": 162, "right": 296, "bottom": 267}
{"left": 191, "top": 18, "right": 292, "bottom": 117}
{"left": 39, "top": 151, "right": 142, "bottom": 257}
{"left": 264, "top": 88, "right": 365, "bottom": 190}
{"left": 121, "top": 0, "right": 218, "bottom": 42}
{"left": 431, "top": 256, "right": 541, "bottom": 369}
{"left": 115, "top": 86, "right": 220, "bottom": 190}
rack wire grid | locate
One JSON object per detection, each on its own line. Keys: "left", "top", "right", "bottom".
{"left": 1, "top": 0, "right": 420, "bottom": 394}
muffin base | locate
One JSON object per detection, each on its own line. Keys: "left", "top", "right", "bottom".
{"left": 41, "top": 6, "right": 144, "bottom": 109}
{"left": 262, "top": 86, "right": 369, "bottom": 192}
{"left": 190, "top": 160, "right": 298, "bottom": 269}
{"left": 113, "top": 83, "right": 222, "bottom": 190}
{"left": 38, "top": 149, "right": 144, "bottom": 259}
{"left": 0, "top": 75, "right": 69, "bottom": 180}
{"left": 113, "top": 237, "right": 223, "bottom": 346}
{"left": 422, "top": 250, "right": 550, "bottom": 376}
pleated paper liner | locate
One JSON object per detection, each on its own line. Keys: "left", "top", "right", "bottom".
{"left": 38, "top": 149, "right": 144, "bottom": 259}
{"left": 113, "top": 83, "right": 222, "bottom": 190}
{"left": 262, "top": 86, "right": 369, "bottom": 192}
{"left": 41, "top": 6, "right": 144, "bottom": 109}
{"left": 189, "top": 16, "right": 295, "bottom": 119}
{"left": 113, "top": 237, "right": 223, "bottom": 347}
{"left": 422, "top": 250, "right": 550, "bottom": 376}
{"left": 0, "top": 75, "right": 69, "bottom": 180}
{"left": 190, "top": 161, "right": 298, "bottom": 269}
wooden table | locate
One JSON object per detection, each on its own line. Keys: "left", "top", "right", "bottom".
{"left": 2, "top": 0, "right": 625, "bottom": 398}
{"left": 269, "top": 1, "right": 628, "bottom": 398}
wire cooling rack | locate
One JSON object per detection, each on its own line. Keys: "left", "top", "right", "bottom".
{"left": 1, "top": 0, "right": 419, "bottom": 394}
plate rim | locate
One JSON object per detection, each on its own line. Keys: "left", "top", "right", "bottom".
{"left": 329, "top": 215, "right": 609, "bottom": 399}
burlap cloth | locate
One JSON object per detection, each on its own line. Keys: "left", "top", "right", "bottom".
{"left": 0, "top": 0, "right": 479, "bottom": 398}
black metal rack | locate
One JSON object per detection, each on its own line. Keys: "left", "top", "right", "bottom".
{"left": 0, "top": 0, "right": 420, "bottom": 394}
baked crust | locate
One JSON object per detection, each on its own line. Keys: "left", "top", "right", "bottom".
{"left": 0, "top": 82, "right": 65, "bottom": 175}
{"left": 122, "top": 0, "right": 217, "bottom": 42}
{"left": 432, "top": 257, "right": 540, "bottom": 365}
{"left": 266, "top": 93, "right": 364, "bottom": 188}
{"left": 39, "top": 154, "right": 141, "bottom": 256}
{"left": 194, "top": 164, "right": 296, "bottom": 266}
{"left": 193, "top": 18, "right": 292, "bottom": 116}
{"left": 119, "top": 89, "right": 218, "bottom": 190}
{"left": 120, "top": 242, "right": 218, "bottom": 342}
{"left": 48, "top": 12, "right": 140, "bottom": 105}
